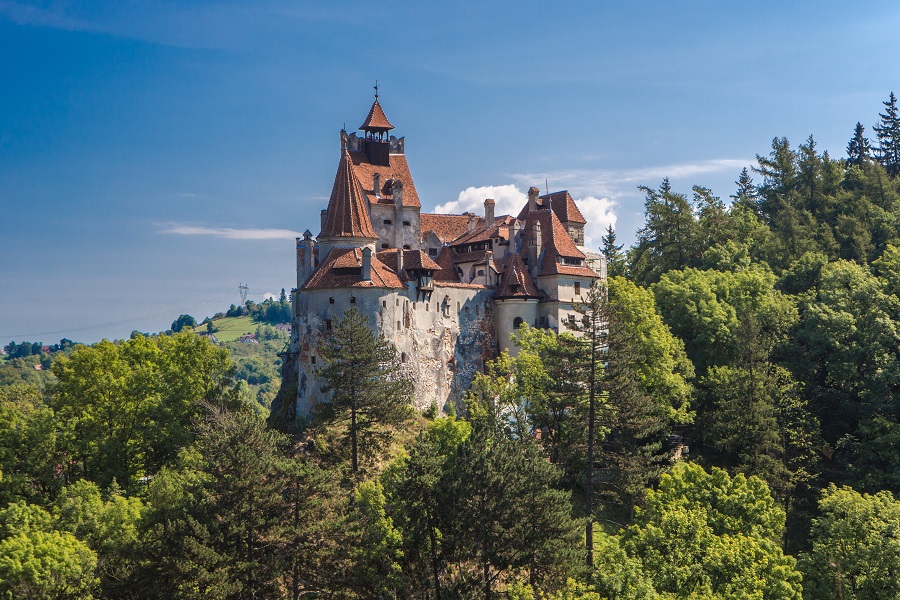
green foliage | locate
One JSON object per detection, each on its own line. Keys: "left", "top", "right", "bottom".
{"left": 0, "top": 501, "right": 98, "bottom": 600}
{"left": 50, "top": 332, "right": 241, "bottom": 490}
{"left": 620, "top": 462, "right": 803, "bottom": 599}
{"left": 0, "top": 383, "right": 60, "bottom": 504}
{"left": 801, "top": 485, "right": 900, "bottom": 600}
{"left": 171, "top": 314, "right": 197, "bottom": 333}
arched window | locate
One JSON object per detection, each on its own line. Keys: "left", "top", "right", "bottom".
{"left": 513, "top": 317, "right": 524, "bottom": 328}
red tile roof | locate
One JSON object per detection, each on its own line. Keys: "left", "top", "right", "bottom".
{"left": 360, "top": 99, "right": 394, "bottom": 131}
{"left": 450, "top": 215, "right": 514, "bottom": 246}
{"left": 302, "top": 248, "right": 404, "bottom": 290}
{"left": 375, "top": 248, "right": 441, "bottom": 274}
{"left": 495, "top": 254, "right": 543, "bottom": 299}
{"left": 517, "top": 190, "right": 586, "bottom": 225}
{"left": 433, "top": 246, "right": 462, "bottom": 282}
{"left": 519, "top": 210, "right": 600, "bottom": 278}
{"left": 320, "top": 150, "right": 378, "bottom": 239}
{"left": 420, "top": 213, "right": 478, "bottom": 243}
{"left": 349, "top": 152, "right": 421, "bottom": 208}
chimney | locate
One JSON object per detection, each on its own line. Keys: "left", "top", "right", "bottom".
{"left": 510, "top": 219, "right": 521, "bottom": 254}
{"left": 320, "top": 209, "right": 328, "bottom": 234}
{"left": 393, "top": 179, "right": 404, "bottom": 248}
{"left": 528, "top": 221, "right": 542, "bottom": 278}
{"left": 528, "top": 186, "right": 540, "bottom": 212}
{"left": 303, "top": 230, "right": 315, "bottom": 273}
{"left": 296, "top": 237, "right": 304, "bottom": 289}
{"left": 485, "top": 250, "right": 494, "bottom": 285}
{"left": 468, "top": 213, "right": 478, "bottom": 232}
{"left": 393, "top": 179, "right": 403, "bottom": 207}
{"left": 361, "top": 247, "right": 372, "bottom": 281}
{"left": 484, "top": 198, "right": 495, "bottom": 228}
{"left": 373, "top": 173, "right": 381, "bottom": 197}
{"left": 397, "top": 248, "right": 404, "bottom": 275}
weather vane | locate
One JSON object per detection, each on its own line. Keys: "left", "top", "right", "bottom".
{"left": 374, "top": 79, "right": 379, "bottom": 99}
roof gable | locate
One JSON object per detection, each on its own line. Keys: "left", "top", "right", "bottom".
{"left": 320, "top": 150, "right": 378, "bottom": 239}
{"left": 360, "top": 99, "right": 394, "bottom": 131}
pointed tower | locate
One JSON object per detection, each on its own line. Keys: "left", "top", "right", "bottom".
{"left": 317, "top": 149, "right": 378, "bottom": 261}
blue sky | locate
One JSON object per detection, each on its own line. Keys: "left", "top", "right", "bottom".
{"left": 2, "top": 1, "right": 899, "bottom": 343}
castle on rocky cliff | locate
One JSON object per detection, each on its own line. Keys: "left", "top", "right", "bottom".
{"left": 285, "top": 95, "right": 605, "bottom": 416}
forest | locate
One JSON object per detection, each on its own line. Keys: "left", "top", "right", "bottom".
{"left": 5, "top": 94, "right": 900, "bottom": 599}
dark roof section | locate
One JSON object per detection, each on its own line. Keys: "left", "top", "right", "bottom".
{"left": 320, "top": 150, "right": 378, "bottom": 239}
{"left": 420, "top": 213, "right": 478, "bottom": 243}
{"left": 376, "top": 248, "right": 441, "bottom": 275}
{"left": 360, "top": 99, "right": 394, "bottom": 131}
{"left": 450, "top": 215, "right": 514, "bottom": 246}
{"left": 517, "top": 190, "right": 587, "bottom": 225}
{"left": 302, "top": 248, "right": 404, "bottom": 290}
{"left": 495, "top": 254, "right": 543, "bottom": 299}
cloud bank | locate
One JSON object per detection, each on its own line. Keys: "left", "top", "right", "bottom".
{"left": 159, "top": 224, "right": 302, "bottom": 240}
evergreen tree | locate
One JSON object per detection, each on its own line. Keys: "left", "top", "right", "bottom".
{"left": 847, "top": 121, "right": 872, "bottom": 167}
{"left": 600, "top": 224, "right": 626, "bottom": 278}
{"left": 731, "top": 167, "right": 758, "bottom": 213}
{"left": 316, "top": 308, "right": 413, "bottom": 475}
{"left": 874, "top": 91, "right": 900, "bottom": 176}
{"left": 630, "top": 178, "right": 698, "bottom": 285}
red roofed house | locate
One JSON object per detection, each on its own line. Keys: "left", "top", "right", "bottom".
{"left": 285, "top": 94, "right": 605, "bottom": 418}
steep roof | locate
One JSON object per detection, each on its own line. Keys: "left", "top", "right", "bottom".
{"left": 420, "top": 213, "right": 478, "bottom": 243}
{"left": 495, "top": 254, "right": 543, "bottom": 299}
{"left": 517, "top": 190, "right": 586, "bottom": 225}
{"left": 302, "top": 248, "right": 404, "bottom": 290}
{"left": 360, "top": 99, "right": 394, "bottom": 131}
{"left": 519, "top": 210, "right": 599, "bottom": 278}
{"left": 433, "top": 246, "right": 461, "bottom": 282}
{"left": 349, "top": 152, "right": 421, "bottom": 208}
{"left": 320, "top": 150, "right": 378, "bottom": 239}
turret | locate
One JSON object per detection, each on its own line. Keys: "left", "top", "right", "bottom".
{"left": 484, "top": 198, "right": 495, "bottom": 228}
{"left": 528, "top": 221, "right": 542, "bottom": 278}
{"left": 528, "top": 186, "right": 540, "bottom": 212}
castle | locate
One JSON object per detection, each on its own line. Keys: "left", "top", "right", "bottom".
{"left": 286, "top": 95, "right": 605, "bottom": 416}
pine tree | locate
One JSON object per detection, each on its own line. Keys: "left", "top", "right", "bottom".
{"left": 847, "top": 122, "right": 872, "bottom": 167}
{"left": 731, "top": 167, "right": 758, "bottom": 213}
{"left": 316, "top": 308, "right": 413, "bottom": 475}
{"left": 630, "top": 178, "right": 698, "bottom": 285}
{"left": 600, "top": 224, "right": 626, "bottom": 278}
{"left": 874, "top": 92, "right": 900, "bottom": 176}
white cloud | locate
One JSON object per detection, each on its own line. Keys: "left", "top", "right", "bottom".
{"left": 578, "top": 196, "right": 617, "bottom": 249}
{"left": 434, "top": 184, "right": 526, "bottom": 217}
{"left": 159, "top": 224, "right": 302, "bottom": 240}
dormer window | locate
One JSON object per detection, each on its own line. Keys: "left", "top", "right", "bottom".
{"left": 510, "top": 284, "right": 519, "bottom": 294}
{"left": 574, "top": 282, "right": 581, "bottom": 295}
{"left": 428, "top": 248, "right": 438, "bottom": 257}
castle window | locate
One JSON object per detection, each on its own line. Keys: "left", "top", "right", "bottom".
{"left": 382, "top": 243, "right": 389, "bottom": 249}
{"left": 382, "top": 300, "right": 387, "bottom": 308}
{"left": 384, "top": 219, "right": 392, "bottom": 225}
{"left": 574, "top": 282, "right": 581, "bottom": 295}
{"left": 428, "top": 248, "right": 438, "bottom": 257}
{"left": 510, "top": 284, "right": 519, "bottom": 294}
{"left": 350, "top": 296, "right": 356, "bottom": 304}
{"left": 325, "top": 319, "right": 332, "bottom": 331}
{"left": 403, "top": 244, "right": 411, "bottom": 250}
{"left": 464, "top": 306, "right": 469, "bottom": 314}
{"left": 426, "top": 303, "right": 429, "bottom": 311}
{"left": 477, "top": 269, "right": 484, "bottom": 276}
{"left": 513, "top": 317, "right": 524, "bottom": 328}
{"left": 401, "top": 352, "right": 407, "bottom": 363}
{"left": 329, "top": 297, "right": 335, "bottom": 304}
{"left": 403, "top": 220, "right": 411, "bottom": 226}
{"left": 397, "top": 321, "right": 401, "bottom": 330}
{"left": 311, "top": 356, "right": 316, "bottom": 365}
{"left": 568, "top": 314, "right": 576, "bottom": 328}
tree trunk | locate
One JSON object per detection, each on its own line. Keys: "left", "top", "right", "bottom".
{"left": 586, "top": 321, "right": 597, "bottom": 569}
{"left": 351, "top": 403, "right": 358, "bottom": 474}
